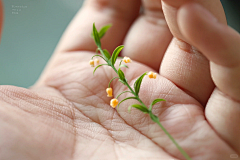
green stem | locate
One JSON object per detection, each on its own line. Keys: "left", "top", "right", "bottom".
{"left": 116, "top": 91, "right": 132, "bottom": 99}
{"left": 124, "top": 82, "right": 146, "bottom": 107}
{"left": 111, "top": 63, "right": 148, "bottom": 109}
{"left": 155, "top": 120, "right": 192, "bottom": 160}
{"left": 112, "top": 65, "right": 118, "bottom": 73}
{"left": 108, "top": 77, "right": 119, "bottom": 88}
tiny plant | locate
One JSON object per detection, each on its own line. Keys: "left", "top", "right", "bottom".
{"left": 90, "top": 23, "right": 191, "bottom": 160}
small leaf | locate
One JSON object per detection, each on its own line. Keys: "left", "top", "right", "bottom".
{"left": 119, "top": 64, "right": 128, "bottom": 69}
{"left": 93, "top": 64, "right": 108, "bottom": 75}
{"left": 128, "top": 104, "right": 149, "bottom": 114}
{"left": 102, "top": 49, "right": 111, "bottom": 61}
{"left": 149, "top": 99, "right": 165, "bottom": 111}
{"left": 98, "top": 24, "right": 112, "bottom": 39}
{"left": 117, "top": 97, "right": 137, "bottom": 111}
{"left": 151, "top": 99, "right": 165, "bottom": 106}
{"left": 134, "top": 72, "right": 148, "bottom": 96}
{"left": 149, "top": 112, "right": 159, "bottom": 123}
{"left": 92, "top": 23, "right": 101, "bottom": 48}
{"left": 111, "top": 45, "right": 124, "bottom": 65}
{"left": 119, "top": 59, "right": 123, "bottom": 66}
{"left": 118, "top": 68, "right": 125, "bottom": 81}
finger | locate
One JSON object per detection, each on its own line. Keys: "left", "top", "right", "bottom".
{"left": 160, "top": 38, "right": 214, "bottom": 105}
{"left": 206, "top": 89, "right": 240, "bottom": 154}
{"left": 160, "top": 0, "right": 226, "bottom": 105}
{"left": 162, "top": 0, "right": 227, "bottom": 41}
{"left": 178, "top": 3, "right": 240, "bottom": 102}
{"left": 0, "top": 0, "right": 3, "bottom": 41}
{"left": 55, "top": 0, "right": 141, "bottom": 54}
{"left": 122, "top": 0, "right": 172, "bottom": 71}
{"left": 178, "top": 3, "right": 240, "bottom": 153}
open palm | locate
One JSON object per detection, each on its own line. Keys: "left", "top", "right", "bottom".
{"left": 1, "top": 0, "right": 240, "bottom": 159}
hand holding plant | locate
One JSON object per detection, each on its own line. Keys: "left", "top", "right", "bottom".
{"left": 91, "top": 23, "right": 191, "bottom": 160}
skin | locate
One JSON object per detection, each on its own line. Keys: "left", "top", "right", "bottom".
{"left": 0, "top": 0, "right": 240, "bottom": 159}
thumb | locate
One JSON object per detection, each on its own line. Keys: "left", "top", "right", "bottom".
{"left": 177, "top": 3, "right": 240, "bottom": 154}
{"left": 178, "top": 2, "right": 240, "bottom": 101}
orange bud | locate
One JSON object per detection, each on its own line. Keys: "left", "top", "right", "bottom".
{"left": 148, "top": 71, "right": 154, "bottom": 79}
{"left": 106, "top": 88, "right": 113, "bottom": 97}
{"left": 110, "top": 98, "right": 118, "bottom": 108}
{"left": 148, "top": 71, "right": 157, "bottom": 79}
{"left": 123, "top": 57, "right": 132, "bottom": 63}
{"left": 89, "top": 60, "right": 94, "bottom": 67}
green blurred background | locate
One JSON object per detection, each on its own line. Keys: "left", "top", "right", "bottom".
{"left": 0, "top": 0, "right": 239, "bottom": 88}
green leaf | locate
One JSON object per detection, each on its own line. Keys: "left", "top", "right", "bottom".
{"left": 128, "top": 104, "right": 149, "bottom": 114}
{"left": 119, "top": 64, "right": 128, "bottom": 69}
{"left": 98, "top": 24, "right": 112, "bottom": 39}
{"left": 149, "top": 112, "right": 159, "bottom": 123}
{"left": 93, "top": 64, "right": 108, "bottom": 75}
{"left": 134, "top": 72, "right": 148, "bottom": 96}
{"left": 111, "top": 45, "right": 124, "bottom": 65}
{"left": 102, "top": 49, "right": 111, "bottom": 61}
{"left": 149, "top": 98, "right": 166, "bottom": 111}
{"left": 92, "top": 23, "right": 101, "bottom": 48}
{"left": 118, "top": 68, "right": 125, "bottom": 81}
{"left": 151, "top": 99, "right": 166, "bottom": 106}
{"left": 117, "top": 97, "right": 137, "bottom": 111}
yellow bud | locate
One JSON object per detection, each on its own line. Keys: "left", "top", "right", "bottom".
{"left": 110, "top": 98, "right": 118, "bottom": 108}
{"left": 106, "top": 88, "right": 113, "bottom": 97}
{"left": 89, "top": 60, "right": 94, "bottom": 67}
{"left": 123, "top": 57, "right": 132, "bottom": 63}
{"left": 95, "top": 58, "right": 99, "bottom": 65}
{"left": 148, "top": 71, "right": 154, "bottom": 79}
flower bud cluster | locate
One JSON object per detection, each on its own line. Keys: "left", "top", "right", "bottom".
{"left": 89, "top": 58, "right": 99, "bottom": 67}
{"left": 123, "top": 57, "right": 132, "bottom": 63}
{"left": 148, "top": 71, "right": 157, "bottom": 79}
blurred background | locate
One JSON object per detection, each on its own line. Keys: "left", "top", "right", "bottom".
{"left": 0, "top": 0, "right": 239, "bottom": 88}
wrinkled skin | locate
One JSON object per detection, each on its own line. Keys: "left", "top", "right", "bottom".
{"left": 1, "top": 0, "right": 240, "bottom": 159}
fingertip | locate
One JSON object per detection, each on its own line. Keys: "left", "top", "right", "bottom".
{"left": 176, "top": 3, "right": 192, "bottom": 44}
{"left": 177, "top": 3, "right": 218, "bottom": 44}
{"left": 177, "top": 3, "right": 240, "bottom": 102}
{"left": 177, "top": 3, "right": 240, "bottom": 67}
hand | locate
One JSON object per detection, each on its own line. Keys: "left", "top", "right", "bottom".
{"left": 1, "top": 0, "right": 240, "bottom": 159}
